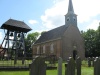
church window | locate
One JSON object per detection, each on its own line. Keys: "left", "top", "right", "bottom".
{"left": 43, "top": 45, "right": 46, "bottom": 53}
{"left": 37, "top": 46, "right": 40, "bottom": 54}
{"left": 50, "top": 43, "right": 54, "bottom": 53}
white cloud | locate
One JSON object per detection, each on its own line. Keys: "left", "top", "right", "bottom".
{"left": 41, "top": 0, "right": 100, "bottom": 31}
{"left": 33, "top": 29, "right": 47, "bottom": 33}
{"left": 41, "top": 0, "right": 67, "bottom": 30}
{"left": 75, "top": 0, "right": 100, "bottom": 23}
{"left": 53, "top": 0, "right": 65, "bottom": 4}
{"left": 86, "top": 20, "right": 100, "bottom": 30}
{"left": 28, "top": 20, "right": 38, "bottom": 25}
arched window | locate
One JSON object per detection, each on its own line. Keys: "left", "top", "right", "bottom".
{"left": 50, "top": 43, "right": 54, "bottom": 53}
{"left": 37, "top": 46, "right": 40, "bottom": 54}
{"left": 43, "top": 45, "right": 46, "bottom": 53}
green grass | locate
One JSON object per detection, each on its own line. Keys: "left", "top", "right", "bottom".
{"left": 82, "top": 67, "right": 93, "bottom": 75}
{"left": 81, "top": 60, "right": 93, "bottom": 75}
{"left": 0, "top": 60, "right": 32, "bottom": 66}
{"left": 0, "top": 61, "right": 94, "bottom": 75}
{"left": 0, "top": 71, "right": 29, "bottom": 75}
{"left": 47, "top": 61, "right": 94, "bottom": 75}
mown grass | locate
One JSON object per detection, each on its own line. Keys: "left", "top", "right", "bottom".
{"left": 0, "top": 60, "right": 94, "bottom": 75}
{"left": 47, "top": 61, "right": 94, "bottom": 75}
{"left": 0, "top": 60, "right": 32, "bottom": 66}
{"left": 0, "top": 71, "right": 29, "bottom": 75}
{"left": 81, "top": 60, "right": 93, "bottom": 75}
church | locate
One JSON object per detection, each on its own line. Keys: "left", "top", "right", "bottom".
{"left": 32, "top": 0, "right": 85, "bottom": 60}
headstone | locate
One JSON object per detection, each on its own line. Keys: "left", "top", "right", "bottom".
{"left": 65, "top": 57, "right": 75, "bottom": 75}
{"left": 94, "top": 57, "right": 100, "bottom": 75}
{"left": 29, "top": 57, "right": 47, "bottom": 75}
{"left": 65, "top": 63, "right": 67, "bottom": 75}
{"left": 14, "top": 58, "right": 17, "bottom": 64}
{"left": 88, "top": 57, "right": 91, "bottom": 67}
{"left": 76, "top": 57, "right": 81, "bottom": 75}
{"left": 22, "top": 58, "right": 24, "bottom": 64}
{"left": 58, "top": 57, "right": 62, "bottom": 75}
{"left": 92, "top": 57, "right": 95, "bottom": 67}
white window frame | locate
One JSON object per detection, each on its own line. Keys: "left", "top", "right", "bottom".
{"left": 50, "top": 43, "right": 54, "bottom": 53}
{"left": 43, "top": 45, "right": 46, "bottom": 53}
{"left": 37, "top": 46, "right": 40, "bottom": 54}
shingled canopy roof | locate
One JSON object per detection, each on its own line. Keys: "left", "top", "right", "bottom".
{"left": 34, "top": 25, "right": 68, "bottom": 44}
{"left": 1, "top": 19, "right": 32, "bottom": 32}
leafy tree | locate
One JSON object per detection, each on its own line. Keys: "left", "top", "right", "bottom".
{"left": 81, "top": 29, "right": 96, "bottom": 57}
{"left": 41, "top": 31, "right": 47, "bottom": 35}
{"left": 95, "top": 25, "right": 100, "bottom": 56}
{"left": 25, "top": 32, "right": 40, "bottom": 58}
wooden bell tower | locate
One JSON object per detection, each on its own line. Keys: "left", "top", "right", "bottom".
{"left": 0, "top": 19, "right": 31, "bottom": 64}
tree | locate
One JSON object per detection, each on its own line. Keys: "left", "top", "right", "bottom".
{"left": 95, "top": 25, "right": 100, "bottom": 56}
{"left": 81, "top": 29, "right": 96, "bottom": 57}
{"left": 41, "top": 31, "right": 47, "bottom": 35}
{"left": 25, "top": 32, "right": 40, "bottom": 58}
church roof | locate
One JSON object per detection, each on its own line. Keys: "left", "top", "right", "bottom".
{"left": 34, "top": 25, "right": 68, "bottom": 44}
{"left": 1, "top": 19, "right": 32, "bottom": 32}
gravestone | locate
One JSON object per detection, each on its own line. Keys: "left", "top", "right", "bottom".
{"left": 76, "top": 57, "right": 81, "bottom": 75}
{"left": 58, "top": 57, "right": 62, "bottom": 75}
{"left": 29, "top": 57, "right": 46, "bottom": 75}
{"left": 22, "top": 58, "right": 24, "bottom": 64}
{"left": 88, "top": 57, "right": 91, "bottom": 67}
{"left": 92, "top": 57, "right": 95, "bottom": 67}
{"left": 94, "top": 57, "right": 100, "bottom": 75}
{"left": 65, "top": 57, "right": 75, "bottom": 75}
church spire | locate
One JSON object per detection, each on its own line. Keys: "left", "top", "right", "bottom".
{"left": 68, "top": 0, "right": 74, "bottom": 14}
{"left": 65, "top": 0, "right": 77, "bottom": 27}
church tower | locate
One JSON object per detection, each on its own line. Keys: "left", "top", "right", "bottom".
{"left": 65, "top": 0, "right": 77, "bottom": 27}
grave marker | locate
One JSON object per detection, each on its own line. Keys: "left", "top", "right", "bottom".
{"left": 29, "top": 57, "right": 46, "bottom": 75}
{"left": 76, "top": 57, "right": 81, "bottom": 75}
{"left": 65, "top": 57, "right": 75, "bottom": 75}
{"left": 58, "top": 57, "right": 62, "bottom": 75}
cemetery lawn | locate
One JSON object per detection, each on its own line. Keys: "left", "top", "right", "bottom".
{"left": 0, "top": 67, "right": 93, "bottom": 75}
{"left": 0, "top": 61, "right": 93, "bottom": 75}
{"left": 47, "top": 62, "right": 94, "bottom": 75}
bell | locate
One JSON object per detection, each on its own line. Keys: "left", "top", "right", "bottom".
{"left": 10, "top": 32, "right": 13, "bottom": 36}
{"left": 18, "top": 33, "right": 20, "bottom": 37}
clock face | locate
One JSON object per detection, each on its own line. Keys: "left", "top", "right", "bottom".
{"left": 67, "top": 17, "right": 70, "bottom": 21}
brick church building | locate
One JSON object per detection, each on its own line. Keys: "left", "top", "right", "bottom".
{"left": 32, "top": 0, "right": 85, "bottom": 60}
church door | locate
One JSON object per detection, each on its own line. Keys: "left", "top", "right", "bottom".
{"left": 73, "top": 50, "right": 77, "bottom": 60}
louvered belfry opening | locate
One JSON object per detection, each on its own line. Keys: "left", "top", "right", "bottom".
{"left": 0, "top": 19, "right": 31, "bottom": 67}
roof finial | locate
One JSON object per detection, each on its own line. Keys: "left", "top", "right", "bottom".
{"left": 68, "top": 0, "right": 74, "bottom": 14}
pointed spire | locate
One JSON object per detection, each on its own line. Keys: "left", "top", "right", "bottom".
{"left": 65, "top": 0, "right": 77, "bottom": 27}
{"left": 68, "top": 0, "right": 74, "bottom": 14}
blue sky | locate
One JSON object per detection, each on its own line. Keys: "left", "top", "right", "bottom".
{"left": 0, "top": 0, "right": 100, "bottom": 44}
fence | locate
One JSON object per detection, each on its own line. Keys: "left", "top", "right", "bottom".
{"left": 0, "top": 57, "right": 32, "bottom": 70}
